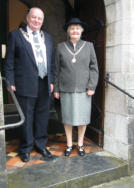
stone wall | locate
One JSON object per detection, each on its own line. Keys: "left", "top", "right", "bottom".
{"left": 104, "top": 0, "right": 134, "bottom": 174}
{"left": 0, "top": 74, "right": 7, "bottom": 187}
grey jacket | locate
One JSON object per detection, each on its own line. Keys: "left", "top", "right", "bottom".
{"left": 54, "top": 39, "right": 99, "bottom": 93}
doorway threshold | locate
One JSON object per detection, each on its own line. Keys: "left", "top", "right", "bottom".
{"left": 6, "top": 133, "right": 102, "bottom": 171}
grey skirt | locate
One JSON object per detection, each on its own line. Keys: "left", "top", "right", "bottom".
{"left": 60, "top": 92, "right": 92, "bottom": 126}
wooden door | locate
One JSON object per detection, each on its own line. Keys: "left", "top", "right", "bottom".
{"left": 80, "top": 0, "right": 106, "bottom": 146}
{"left": 0, "top": 0, "right": 8, "bottom": 103}
{"left": 7, "top": 0, "right": 28, "bottom": 103}
{"left": 64, "top": 0, "right": 106, "bottom": 146}
{"left": 8, "top": 0, "right": 28, "bottom": 31}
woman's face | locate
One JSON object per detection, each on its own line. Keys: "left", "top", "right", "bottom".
{"left": 68, "top": 24, "right": 83, "bottom": 40}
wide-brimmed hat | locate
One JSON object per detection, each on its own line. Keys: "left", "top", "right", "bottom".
{"left": 63, "top": 18, "right": 87, "bottom": 31}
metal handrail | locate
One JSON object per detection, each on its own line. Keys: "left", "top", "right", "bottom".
{"left": 104, "top": 73, "right": 134, "bottom": 100}
{"left": 0, "top": 77, "right": 25, "bottom": 130}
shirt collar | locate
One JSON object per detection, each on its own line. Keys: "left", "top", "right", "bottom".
{"left": 26, "top": 26, "right": 40, "bottom": 34}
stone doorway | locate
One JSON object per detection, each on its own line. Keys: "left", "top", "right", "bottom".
{"left": 1, "top": 0, "right": 134, "bottom": 176}
{"left": 5, "top": 0, "right": 106, "bottom": 147}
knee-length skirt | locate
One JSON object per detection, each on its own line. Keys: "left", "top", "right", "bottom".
{"left": 60, "top": 92, "right": 92, "bottom": 126}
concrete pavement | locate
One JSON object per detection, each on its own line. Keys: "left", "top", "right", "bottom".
{"left": 91, "top": 175, "right": 134, "bottom": 188}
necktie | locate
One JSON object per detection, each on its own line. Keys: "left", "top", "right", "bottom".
{"left": 32, "top": 31, "right": 47, "bottom": 79}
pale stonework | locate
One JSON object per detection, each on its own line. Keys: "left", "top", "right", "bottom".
{"left": 104, "top": 0, "right": 134, "bottom": 174}
{"left": 0, "top": 74, "right": 7, "bottom": 187}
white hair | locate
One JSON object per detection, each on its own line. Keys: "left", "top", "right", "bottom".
{"left": 67, "top": 24, "right": 84, "bottom": 34}
{"left": 27, "top": 7, "right": 44, "bottom": 19}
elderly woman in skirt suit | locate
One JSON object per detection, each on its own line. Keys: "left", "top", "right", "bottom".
{"left": 54, "top": 18, "right": 99, "bottom": 156}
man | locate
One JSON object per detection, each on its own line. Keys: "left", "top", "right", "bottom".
{"left": 4, "top": 7, "right": 55, "bottom": 162}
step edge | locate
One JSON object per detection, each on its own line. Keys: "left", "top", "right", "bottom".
{"left": 46, "top": 163, "right": 128, "bottom": 188}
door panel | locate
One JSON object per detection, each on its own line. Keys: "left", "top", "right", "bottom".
{"left": 0, "top": 0, "right": 8, "bottom": 103}
{"left": 79, "top": 0, "right": 106, "bottom": 146}
{"left": 8, "top": 0, "right": 28, "bottom": 31}
{"left": 7, "top": 0, "right": 28, "bottom": 103}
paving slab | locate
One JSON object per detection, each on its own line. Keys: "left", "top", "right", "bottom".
{"left": 91, "top": 175, "right": 134, "bottom": 188}
{"left": 8, "top": 151, "right": 128, "bottom": 188}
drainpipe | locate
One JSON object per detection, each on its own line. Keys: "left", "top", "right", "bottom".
{"left": 0, "top": 73, "right": 7, "bottom": 187}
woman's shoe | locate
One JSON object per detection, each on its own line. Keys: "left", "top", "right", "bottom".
{"left": 78, "top": 145, "right": 85, "bottom": 156}
{"left": 64, "top": 146, "right": 73, "bottom": 156}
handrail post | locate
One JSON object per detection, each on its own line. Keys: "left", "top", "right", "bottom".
{"left": 0, "top": 74, "right": 7, "bottom": 187}
{"left": 105, "top": 72, "right": 110, "bottom": 88}
{"left": 0, "top": 77, "right": 25, "bottom": 130}
{"left": 0, "top": 75, "right": 25, "bottom": 187}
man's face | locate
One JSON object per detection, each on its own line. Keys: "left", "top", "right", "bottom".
{"left": 26, "top": 8, "right": 44, "bottom": 31}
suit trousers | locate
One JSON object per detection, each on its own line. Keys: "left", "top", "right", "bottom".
{"left": 16, "top": 77, "right": 50, "bottom": 153}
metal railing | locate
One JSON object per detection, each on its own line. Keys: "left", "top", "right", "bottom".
{"left": 104, "top": 73, "right": 134, "bottom": 100}
{"left": 0, "top": 77, "right": 25, "bottom": 131}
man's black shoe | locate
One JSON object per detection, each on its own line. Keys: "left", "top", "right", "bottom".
{"left": 20, "top": 153, "right": 30, "bottom": 162}
{"left": 38, "top": 148, "right": 52, "bottom": 158}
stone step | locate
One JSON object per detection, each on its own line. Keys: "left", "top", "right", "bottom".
{"left": 7, "top": 151, "right": 128, "bottom": 188}
{"left": 4, "top": 104, "right": 58, "bottom": 123}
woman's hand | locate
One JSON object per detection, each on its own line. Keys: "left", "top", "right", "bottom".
{"left": 54, "top": 92, "right": 60, "bottom": 99}
{"left": 86, "top": 89, "right": 95, "bottom": 96}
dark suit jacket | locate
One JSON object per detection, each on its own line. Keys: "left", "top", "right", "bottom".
{"left": 4, "top": 27, "right": 55, "bottom": 97}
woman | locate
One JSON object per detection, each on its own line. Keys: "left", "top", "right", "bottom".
{"left": 54, "top": 18, "right": 99, "bottom": 156}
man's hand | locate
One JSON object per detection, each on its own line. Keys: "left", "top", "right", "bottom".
{"left": 8, "top": 85, "right": 16, "bottom": 92}
{"left": 54, "top": 92, "right": 60, "bottom": 99}
{"left": 86, "top": 89, "right": 95, "bottom": 96}
{"left": 50, "top": 84, "right": 54, "bottom": 93}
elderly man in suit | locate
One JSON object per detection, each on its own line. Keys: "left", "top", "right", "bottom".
{"left": 4, "top": 7, "right": 55, "bottom": 162}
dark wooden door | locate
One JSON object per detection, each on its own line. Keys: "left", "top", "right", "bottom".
{"left": 0, "top": 0, "right": 8, "bottom": 103}
{"left": 63, "top": 0, "right": 106, "bottom": 146}
{"left": 5, "top": 0, "right": 28, "bottom": 104}
{"left": 79, "top": 0, "right": 106, "bottom": 146}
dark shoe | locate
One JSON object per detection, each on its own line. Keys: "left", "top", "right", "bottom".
{"left": 78, "top": 145, "right": 85, "bottom": 156}
{"left": 64, "top": 146, "right": 73, "bottom": 157}
{"left": 38, "top": 148, "right": 52, "bottom": 158}
{"left": 20, "top": 153, "right": 30, "bottom": 162}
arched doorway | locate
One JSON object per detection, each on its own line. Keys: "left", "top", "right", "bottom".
{"left": 4, "top": 0, "right": 106, "bottom": 147}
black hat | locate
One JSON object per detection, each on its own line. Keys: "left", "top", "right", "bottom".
{"left": 63, "top": 18, "right": 87, "bottom": 31}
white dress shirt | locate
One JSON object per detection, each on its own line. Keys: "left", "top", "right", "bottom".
{"left": 27, "top": 26, "right": 47, "bottom": 72}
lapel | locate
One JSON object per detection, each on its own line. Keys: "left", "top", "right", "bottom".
{"left": 44, "top": 32, "right": 50, "bottom": 70}
{"left": 18, "top": 27, "right": 37, "bottom": 68}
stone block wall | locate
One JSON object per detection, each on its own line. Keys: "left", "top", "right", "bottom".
{"left": 104, "top": 0, "right": 134, "bottom": 174}
{"left": 0, "top": 75, "right": 7, "bottom": 187}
